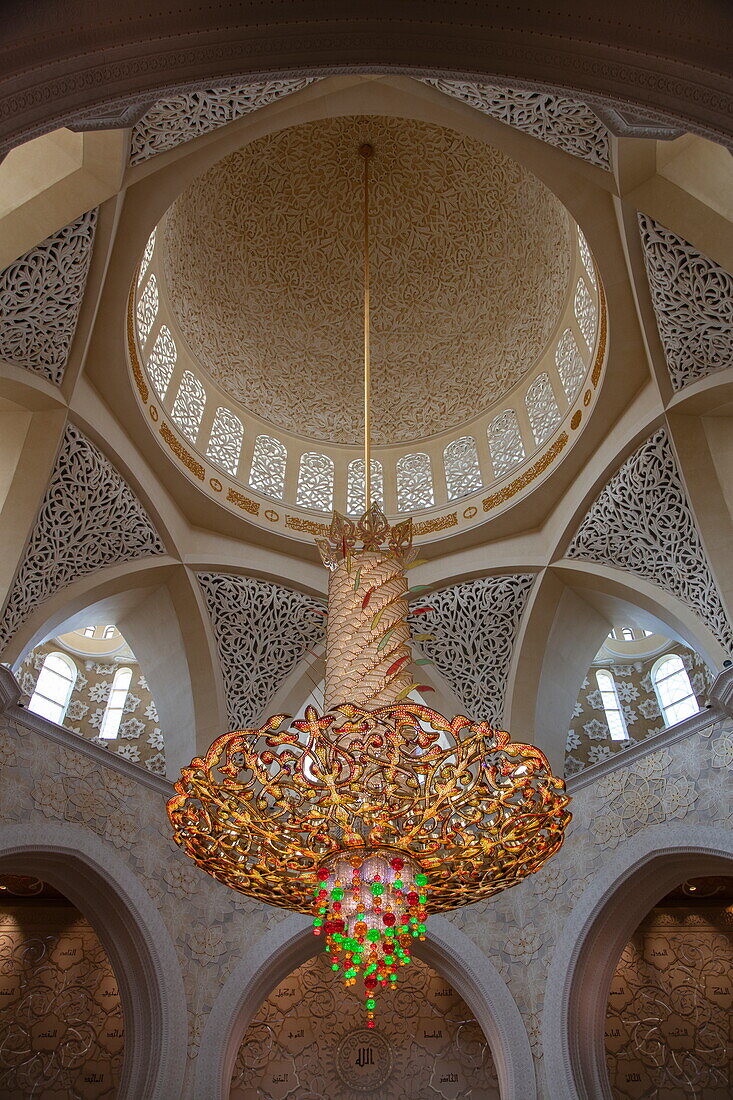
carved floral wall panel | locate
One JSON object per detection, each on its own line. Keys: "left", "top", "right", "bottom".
{"left": 231, "top": 954, "right": 499, "bottom": 1100}
{"left": 129, "top": 80, "right": 314, "bottom": 164}
{"left": 409, "top": 575, "right": 534, "bottom": 726}
{"left": 422, "top": 79, "right": 612, "bottom": 169}
{"left": 195, "top": 573, "right": 325, "bottom": 730}
{"left": 0, "top": 209, "right": 97, "bottom": 385}
{"left": 565, "top": 642, "right": 713, "bottom": 776}
{"left": 0, "top": 424, "right": 165, "bottom": 654}
{"left": 567, "top": 428, "right": 733, "bottom": 654}
{"left": 606, "top": 906, "right": 733, "bottom": 1097}
{"left": 638, "top": 214, "right": 733, "bottom": 391}
{"left": 16, "top": 640, "right": 167, "bottom": 776}
{"left": 0, "top": 905, "right": 123, "bottom": 1098}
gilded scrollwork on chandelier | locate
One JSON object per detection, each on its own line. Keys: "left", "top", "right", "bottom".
{"left": 172, "top": 509, "right": 570, "bottom": 1021}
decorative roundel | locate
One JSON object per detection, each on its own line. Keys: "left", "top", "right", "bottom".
{"left": 335, "top": 1028, "right": 393, "bottom": 1091}
{"left": 571, "top": 410, "right": 582, "bottom": 430}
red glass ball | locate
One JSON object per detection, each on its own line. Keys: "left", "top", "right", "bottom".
{"left": 382, "top": 913, "right": 396, "bottom": 926}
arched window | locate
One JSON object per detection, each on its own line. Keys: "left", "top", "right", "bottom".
{"left": 82, "top": 626, "right": 95, "bottom": 638}
{"left": 555, "top": 329, "right": 586, "bottom": 401}
{"left": 170, "top": 370, "right": 206, "bottom": 442}
{"left": 249, "top": 434, "right": 287, "bottom": 500}
{"left": 652, "top": 654, "right": 699, "bottom": 726}
{"left": 100, "top": 667, "right": 133, "bottom": 739}
{"left": 28, "top": 652, "right": 77, "bottom": 725}
{"left": 347, "top": 459, "right": 384, "bottom": 514}
{"left": 206, "top": 407, "right": 244, "bottom": 476}
{"left": 296, "top": 453, "right": 334, "bottom": 511}
{"left": 103, "top": 626, "right": 117, "bottom": 640}
{"left": 396, "top": 453, "right": 434, "bottom": 512}
{"left": 525, "top": 373, "right": 561, "bottom": 445}
{"left": 137, "top": 226, "right": 156, "bottom": 287}
{"left": 443, "top": 437, "right": 482, "bottom": 500}
{"left": 147, "top": 325, "right": 177, "bottom": 399}
{"left": 487, "top": 410, "right": 525, "bottom": 477}
{"left": 577, "top": 225, "right": 597, "bottom": 290}
{"left": 136, "top": 273, "right": 158, "bottom": 344}
{"left": 595, "top": 670, "right": 629, "bottom": 741}
{"left": 574, "top": 277, "right": 597, "bottom": 351}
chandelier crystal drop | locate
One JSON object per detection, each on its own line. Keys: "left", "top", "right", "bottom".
{"left": 167, "top": 143, "right": 571, "bottom": 1023}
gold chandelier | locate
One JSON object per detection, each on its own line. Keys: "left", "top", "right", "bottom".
{"left": 168, "top": 144, "right": 571, "bottom": 1026}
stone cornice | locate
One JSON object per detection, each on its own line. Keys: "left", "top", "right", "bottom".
{"left": 0, "top": 4, "right": 731, "bottom": 157}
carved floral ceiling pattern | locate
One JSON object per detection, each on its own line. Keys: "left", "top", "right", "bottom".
{"left": 0, "top": 424, "right": 165, "bottom": 654}
{"left": 567, "top": 428, "right": 733, "bottom": 654}
{"left": 638, "top": 214, "right": 733, "bottom": 391}
{"left": 409, "top": 574, "right": 535, "bottom": 726}
{"left": 163, "top": 115, "right": 572, "bottom": 445}
{"left": 0, "top": 209, "right": 97, "bottom": 385}
{"left": 423, "top": 80, "right": 612, "bottom": 169}
{"left": 195, "top": 572, "right": 325, "bottom": 730}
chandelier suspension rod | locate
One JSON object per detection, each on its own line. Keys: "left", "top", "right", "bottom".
{"left": 360, "top": 143, "right": 374, "bottom": 509}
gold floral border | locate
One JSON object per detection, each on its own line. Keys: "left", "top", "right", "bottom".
{"left": 483, "top": 433, "right": 568, "bottom": 512}
{"left": 159, "top": 423, "right": 205, "bottom": 481}
{"left": 227, "top": 488, "right": 260, "bottom": 516}
{"left": 127, "top": 284, "right": 149, "bottom": 404}
{"left": 592, "top": 272, "right": 607, "bottom": 388}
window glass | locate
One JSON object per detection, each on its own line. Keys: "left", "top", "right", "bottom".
{"left": 396, "top": 453, "right": 434, "bottom": 512}
{"left": 103, "top": 626, "right": 116, "bottom": 640}
{"left": 653, "top": 654, "right": 699, "bottom": 726}
{"left": 170, "top": 370, "right": 206, "bottom": 442}
{"left": 347, "top": 459, "right": 384, "bottom": 514}
{"left": 249, "top": 435, "right": 287, "bottom": 500}
{"left": 28, "top": 653, "right": 77, "bottom": 725}
{"left": 206, "top": 407, "right": 244, "bottom": 476}
{"left": 296, "top": 453, "right": 334, "bottom": 512}
{"left": 443, "top": 437, "right": 481, "bottom": 500}
{"left": 487, "top": 411, "right": 525, "bottom": 477}
{"left": 595, "top": 670, "right": 629, "bottom": 740}
{"left": 100, "top": 667, "right": 133, "bottom": 739}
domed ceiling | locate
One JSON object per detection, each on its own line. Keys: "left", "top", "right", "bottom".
{"left": 163, "top": 115, "right": 572, "bottom": 446}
